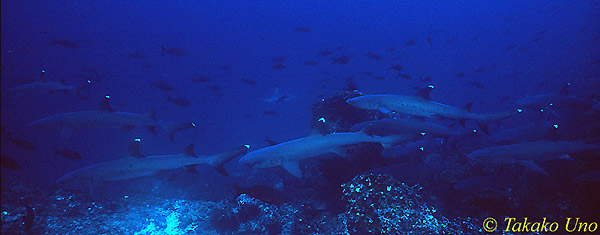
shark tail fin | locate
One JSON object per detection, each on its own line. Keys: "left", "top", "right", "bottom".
{"left": 207, "top": 145, "right": 250, "bottom": 176}
{"left": 53, "top": 147, "right": 60, "bottom": 156}
{"left": 163, "top": 122, "right": 195, "bottom": 143}
{"left": 161, "top": 46, "right": 168, "bottom": 55}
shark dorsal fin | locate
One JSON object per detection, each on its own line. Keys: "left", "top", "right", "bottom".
{"left": 127, "top": 139, "right": 145, "bottom": 158}
{"left": 99, "top": 96, "right": 115, "bottom": 112}
{"left": 558, "top": 83, "right": 570, "bottom": 96}
{"left": 183, "top": 144, "right": 196, "bottom": 157}
{"left": 40, "top": 70, "right": 46, "bottom": 82}
{"left": 414, "top": 86, "right": 433, "bottom": 100}
{"left": 463, "top": 102, "right": 473, "bottom": 112}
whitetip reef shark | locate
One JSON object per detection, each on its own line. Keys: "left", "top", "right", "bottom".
{"left": 56, "top": 139, "right": 249, "bottom": 187}
{"left": 29, "top": 96, "right": 195, "bottom": 142}
{"left": 346, "top": 86, "right": 516, "bottom": 133}
{"left": 239, "top": 131, "right": 410, "bottom": 178}
{"left": 9, "top": 70, "right": 93, "bottom": 100}
{"left": 467, "top": 140, "right": 599, "bottom": 175}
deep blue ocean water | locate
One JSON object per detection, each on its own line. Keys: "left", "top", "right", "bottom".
{"left": 1, "top": 1, "right": 599, "bottom": 234}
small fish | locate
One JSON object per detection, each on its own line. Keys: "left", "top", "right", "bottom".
{"left": 1, "top": 155, "right": 21, "bottom": 170}
{"left": 54, "top": 148, "right": 83, "bottom": 160}
{"left": 518, "top": 47, "right": 528, "bottom": 52}
{"left": 272, "top": 64, "right": 286, "bottom": 69}
{"left": 473, "top": 68, "right": 486, "bottom": 73}
{"left": 467, "top": 81, "right": 485, "bottom": 89}
{"left": 365, "top": 52, "right": 382, "bottom": 60}
{"left": 360, "top": 72, "right": 373, "bottom": 76}
{"left": 240, "top": 78, "right": 257, "bottom": 85}
{"left": 318, "top": 50, "right": 332, "bottom": 56}
{"left": 500, "top": 96, "right": 510, "bottom": 102}
{"left": 161, "top": 46, "right": 187, "bottom": 56}
{"left": 151, "top": 81, "right": 174, "bottom": 91}
{"left": 166, "top": 95, "right": 191, "bottom": 107}
{"left": 51, "top": 38, "right": 79, "bottom": 49}
{"left": 398, "top": 73, "right": 412, "bottom": 80}
{"left": 505, "top": 44, "right": 514, "bottom": 51}
{"left": 263, "top": 110, "right": 277, "bottom": 115}
{"left": 391, "top": 64, "right": 404, "bottom": 71}
{"left": 532, "top": 36, "right": 541, "bottom": 43}
{"left": 218, "top": 65, "right": 231, "bottom": 70}
{"left": 454, "top": 72, "right": 466, "bottom": 77}
{"left": 191, "top": 76, "right": 211, "bottom": 83}
{"left": 295, "top": 27, "right": 311, "bottom": 32}
{"left": 205, "top": 85, "right": 222, "bottom": 92}
{"left": 501, "top": 29, "right": 511, "bottom": 35}
{"left": 385, "top": 48, "right": 397, "bottom": 52}
{"left": 141, "top": 63, "right": 154, "bottom": 68}
{"left": 5, "top": 133, "right": 35, "bottom": 150}
{"left": 589, "top": 58, "right": 600, "bottom": 65}
{"left": 127, "top": 52, "right": 147, "bottom": 59}
{"left": 374, "top": 76, "right": 385, "bottom": 80}
{"left": 405, "top": 39, "right": 417, "bottom": 46}
{"left": 272, "top": 57, "right": 286, "bottom": 62}
{"left": 332, "top": 56, "right": 350, "bottom": 64}
{"left": 304, "top": 61, "right": 317, "bottom": 65}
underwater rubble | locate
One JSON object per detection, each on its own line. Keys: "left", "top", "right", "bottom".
{"left": 2, "top": 173, "right": 479, "bottom": 234}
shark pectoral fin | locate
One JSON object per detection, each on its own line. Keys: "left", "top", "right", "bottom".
{"left": 214, "top": 165, "right": 228, "bottom": 176}
{"left": 378, "top": 107, "right": 392, "bottom": 114}
{"left": 458, "top": 119, "right": 467, "bottom": 127}
{"left": 147, "top": 126, "right": 158, "bottom": 135}
{"left": 282, "top": 161, "right": 302, "bottom": 178}
{"left": 518, "top": 160, "right": 548, "bottom": 175}
{"left": 557, "top": 154, "right": 574, "bottom": 161}
{"left": 185, "top": 165, "right": 199, "bottom": 174}
{"left": 477, "top": 122, "right": 490, "bottom": 135}
{"left": 331, "top": 147, "right": 347, "bottom": 157}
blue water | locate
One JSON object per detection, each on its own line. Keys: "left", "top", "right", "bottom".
{"left": 1, "top": 1, "right": 599, "bottom": 234}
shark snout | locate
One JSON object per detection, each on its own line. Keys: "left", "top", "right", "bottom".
{"left": 238, "top": 156, "right": 258, "bottom": 167}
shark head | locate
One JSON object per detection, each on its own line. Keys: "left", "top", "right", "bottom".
{"left": 346, "top": 95, "right": 383, "bottom": 110}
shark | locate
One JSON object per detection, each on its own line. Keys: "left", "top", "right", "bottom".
{"left": 56, "top": 139, "right": 249, "bottom": 187}
{"left": 9, "top": 70, "right": 92, "bottom": 100}
{"left": 346, "top": 87, "right": 515, "bottom": 133}
{"left": 467, "top": 141, "right": 599, "bottom": 175}
{"left": 29, "top": 96, "right": 195, "bottom": 142}
{"left": 238, "top": 132, "right": 410, "bottom": 178}
{"left": 515, "top": 83, "right": 595, "bottom": 112}
{"left": 350, "top": 117, "right": 461, "bottom": 138}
